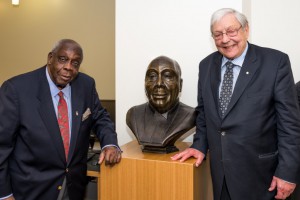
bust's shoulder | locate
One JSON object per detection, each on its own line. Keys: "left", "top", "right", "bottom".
{"left": 127, "top": 103, "right": 148, "bottom": 117}
{"left": 178, "top": 102, "right": 195, "bottom": 112}
{"left": 128, "top": 103, "right": 148, "bottom": 111}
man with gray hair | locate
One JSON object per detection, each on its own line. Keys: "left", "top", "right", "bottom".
{"left": 172, "top": 8, "right": 300, "bottom": 200}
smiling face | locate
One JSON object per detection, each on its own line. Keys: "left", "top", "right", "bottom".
{"left": 47, "top": 40, "right": 83, "bottom": 89}
{"left": 212, "top": 13, "right": 249, "bottom": 59}
{"left": 145, "top": 56, "right": 182, "bottom": 114}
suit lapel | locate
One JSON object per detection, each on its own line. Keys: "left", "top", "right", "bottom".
{"left": 37, "top": 67, "right": 66, "bottom": 163}
{"left": 210, "top": 53, "right": 222, "bottom": 117}
{"left": 223, "top": 43, "right": 259, "bottom": 118}
{"left": 68, "top": 77, "right": 84, "bottom": 164}
{"left": 167, "top": 105, "right": 190, "bottom": 134}
{"left": 143, "top": 105, "right": 158, "bottom": 142}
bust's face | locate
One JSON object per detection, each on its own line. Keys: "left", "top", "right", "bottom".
{"left": 145, "top": 58, "right": 182, "bottom": 113}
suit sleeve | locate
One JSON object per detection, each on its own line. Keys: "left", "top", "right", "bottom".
{"left": 190, "top": 62, "right": 209, "bottom": 155}
{"left": 273, "top": 54, "right": 300, "bottom": 184}
{"left": 90, "top": 81, "right": 119, "bottom": 148}
{"left": 0, "top": 80, "right": 19, "bottom": 196}
{"left": 296, "top": 81, "right": 300, "bottom": 106}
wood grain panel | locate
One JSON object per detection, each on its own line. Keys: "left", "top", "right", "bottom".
{"left": 100, "top": 140, "right": 213, "bottom": 200}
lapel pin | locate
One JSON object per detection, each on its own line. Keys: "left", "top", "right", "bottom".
{"left": 76, "top": 111, "right": 79, "bottom": 116}
{"left": 246, "top": 71, "right": 250, "bottom": 75}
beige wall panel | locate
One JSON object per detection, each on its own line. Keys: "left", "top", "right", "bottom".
{"left": 0, "top": 0, "right": 115, "bottom": 99}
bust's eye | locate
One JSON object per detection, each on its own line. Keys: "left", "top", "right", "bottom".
{"left": 147, "top": 72, "right": 158, "bottom": 81}
{"left": 163, "top": 71, "right": 175, "bottom": 81}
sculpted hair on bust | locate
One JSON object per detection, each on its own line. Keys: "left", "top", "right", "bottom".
{"left": 147, "top": 56, "right": 181, "bottom": 78}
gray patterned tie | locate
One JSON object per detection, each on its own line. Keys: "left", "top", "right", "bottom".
{"left": 219, "top": 61, "right": 234, "bottom": 117}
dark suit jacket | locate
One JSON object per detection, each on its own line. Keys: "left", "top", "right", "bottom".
{"left": 192, "top": 43, "right": 300, "bottom": 200}
{"left": 296, "top": 81, "right": 300, "bottom": 104}
{"left": 0, "top": 66, "right": 118, "bottom": 200}
{"left": 126, "top": 102, "right": 195, "bottom": 147}
{"left": 291, "top": 82, "right": 300, "bottom": 200}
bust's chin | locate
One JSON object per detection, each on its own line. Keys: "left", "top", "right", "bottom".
{"left": 150, "top": 103, "right": 169, "bottom": 114}
{"left": 150, "top": 100, "right": 179, "bottom": 114}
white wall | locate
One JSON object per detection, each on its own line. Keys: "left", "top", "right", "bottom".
{"left": 116, "top": 0, "right": 242, "bottom": 145}
{"left": 249, "top": 0, "right": 300, "bottom": 82}
{"left": 116, "top": 0, "right": 300, "bottom": 146}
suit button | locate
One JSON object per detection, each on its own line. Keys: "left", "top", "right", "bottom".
{"left": 66, "top": 168, "right": 69, "bottom": 173}
{"left": 221, "top": 131, "right": 226, "bottom": 136}
{"left": 58, "top": 186, "right": 62, "bottom": 190}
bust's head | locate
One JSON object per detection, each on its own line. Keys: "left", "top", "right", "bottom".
{"left": 145, "top": 56, "right": 182, "bottom": 114}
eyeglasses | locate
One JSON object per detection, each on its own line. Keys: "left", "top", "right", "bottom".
{"left": 212, "top": 25, "right": 243, "bottom": 40}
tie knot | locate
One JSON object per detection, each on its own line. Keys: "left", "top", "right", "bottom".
{"left": 225, "top": 61, "right": 234, "bottom": 70}
{"left": 58, "top": 91, "right": 64, "bottom": 98}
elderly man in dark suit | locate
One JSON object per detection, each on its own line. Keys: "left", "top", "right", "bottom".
{"left": 0, "top": 39, "right": 121, "bottom": 200}
{"left": 172, "top": 8, "right": 300, "bottom": 200}
{"left": 126, "top": 56, "right": 195, "bottom": 153}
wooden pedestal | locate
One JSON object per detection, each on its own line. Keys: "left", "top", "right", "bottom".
{"left": 100, "top": 140, "right": 213, "bottom": 200}
{"left": 86, "top": 170, "right": 100, "bottom": 199}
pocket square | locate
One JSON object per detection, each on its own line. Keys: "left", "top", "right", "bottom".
{"left": 82, "top": 108, "right": 91, "bottom": 121}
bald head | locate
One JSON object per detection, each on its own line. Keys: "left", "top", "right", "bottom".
{"left": 145, "top": 55, "right": 183, "bottom": 113}
{"left": 51, "top": 39, "right": 83, "bottom": 59}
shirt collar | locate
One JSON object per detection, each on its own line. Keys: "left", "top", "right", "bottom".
{"left": 45, "top": 67, "right": 71, "bottom": 99}
{"left": 221, "top": 42, "right": 249, "bottom": 68}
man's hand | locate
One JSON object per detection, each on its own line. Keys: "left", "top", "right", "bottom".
{"left": 269, "top": 176, "right": 296, "bottom": 199}
{"left": 171, "top": 148, "right": 205, "bottom": 167}
{"left": 98, "top": 146, "right": 122, "bottom": 166}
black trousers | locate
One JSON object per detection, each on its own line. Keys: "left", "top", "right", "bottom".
{"left": 221, "top": 178, "right": 231, "bottom": 200}
{"left": 57, "top": 178, "right": 69, "bottom": 200}
{"left": 290, "top": 185, "right": 300, "bottom": 200}
{"left": 220, "top": 178, "right": 296, "bottom": 200}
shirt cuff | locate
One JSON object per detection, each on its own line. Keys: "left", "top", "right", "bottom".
{"left": 284, "top": 180, "right": 296, "bottom": 185}
{"left": 102, "top": 144, "right": 122, "bottom": 153}
{"left": 0, "top": 194, "right": 13, "bottom": 200}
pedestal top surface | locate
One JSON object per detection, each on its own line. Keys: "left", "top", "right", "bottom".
{"left": 120, "top": 140, "right": 196, "bottom": 165}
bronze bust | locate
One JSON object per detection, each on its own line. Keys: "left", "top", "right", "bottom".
{"left": 126, "top": 56, "right": 196, "bottom": 153}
